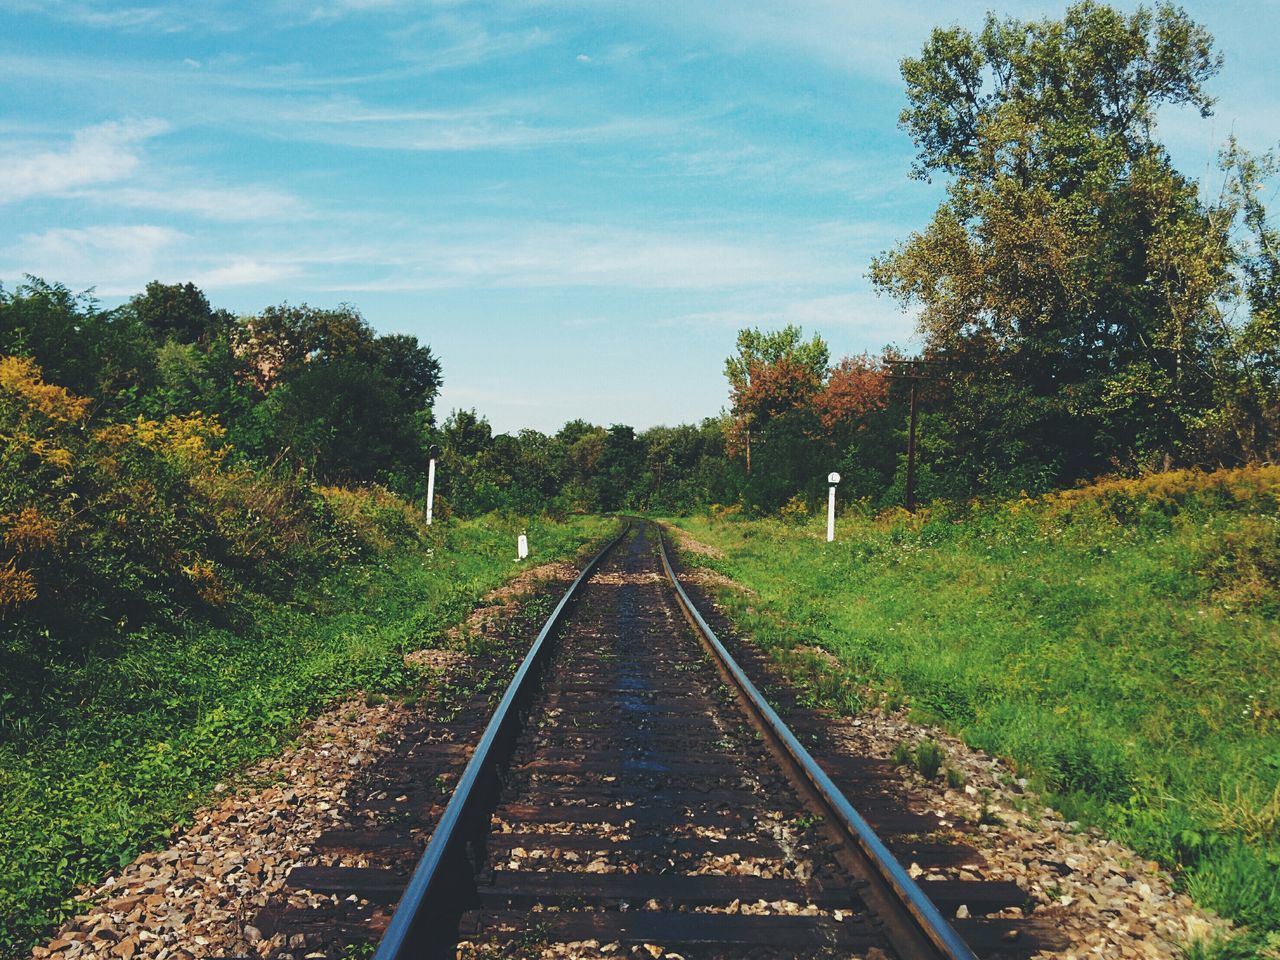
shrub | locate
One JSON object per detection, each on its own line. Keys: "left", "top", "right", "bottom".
{"left": 1038, "top": 465, "right": 1280, "bottom": 521}
{"left": 1200, "top": 515, "right": 1280, "bottom": 614}
{"left": 318, "top": 484, "right": 430, "bottom": 554}
{"left": 0, "top": 355, "right": 433, "bottom": 694}
{"left": 914, "top": 740, "right": 945, "bottom": 780}
{"left": 891, "top": 741, "right": 912, "bottom": 767}
{"left": 777, "top": 494, "right": 810, "bottom": 525}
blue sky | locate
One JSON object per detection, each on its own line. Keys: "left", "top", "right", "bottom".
{"left": 3, "top": 1, "right": 1277, "bottom": 433}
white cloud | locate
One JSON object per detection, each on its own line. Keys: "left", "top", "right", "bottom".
{"left": 80, "top": 184, "right": 306, "bottom": 222}
{"left": 296, "top": 220, "right": 864, "bottom": 292}
{"left": 2, "top": 0, "right": 239, "bottom": 33}
{"left": 0, "top": 118, "right": 310, "bottom": 224}
{"left": 781, "top": 291, "right": 919, "bottom": 345}
{"left": 0, "top": 119, "right": 168, "bottom": 204}
{"left": 191, "top": 259, "right": 299, "bottom": 287}
{"left": 4, "top": 224, "right": 185, "bottom": 293}
{"left": 664, "top": 290, "right": 921, "bottom": 352}
{"left": 1, "top": 226, "right": 299, "bottom": 294}
{"left": 271, "top": 94, "right": 681, "bottom": 151}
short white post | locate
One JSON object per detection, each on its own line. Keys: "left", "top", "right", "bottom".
{"left": 425, "top": 444, "right": 439, "bottom": 525}
{"left": 827, "top": 471, "right": 841, "bottom": 542}
{"left": 517, "top": 533, "right": 529, "bottom": 560}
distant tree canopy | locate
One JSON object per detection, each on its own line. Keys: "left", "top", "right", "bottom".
{"left": 0, "top": 278, "right": 441, "bottom": 487}
{"left": 720, "top": 326, "right": 880, "bottom": 510}
{"left": 433, "top": 409, "right": 737, "bottom": 517}
{"left": 126, "top": 280, "right": 230, "bottom": 344}
{"left": 871, "top": 0, "right": 1280, "bottom": 490}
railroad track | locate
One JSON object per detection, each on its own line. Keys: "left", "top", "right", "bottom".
{"left": 259, "top": 523, "right": 1055, "bottom": 959}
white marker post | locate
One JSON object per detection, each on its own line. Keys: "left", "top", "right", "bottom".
{"left": 425, "top": 444, "right": 440, "bottom": 525}
{"left": 827, "top": 471, "right": 841, "bottom": 542}
{"left": 517, "top": 533, "right": 529, "bottom": 561}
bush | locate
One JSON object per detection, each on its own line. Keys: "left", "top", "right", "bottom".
{"left": 777, "top": 494, "right": 810, "bottom": 525}
{"left": 1200, "top": 515, "right": 1280, "bottom": 615}
{"left": 913, "top": 740, "right": 945, "bottom": 780}
{"left": 317, "top": 484, "right": 431, "bottom": 555}
{"left": 0, "top": 356, "right": 431, "bottom": 696}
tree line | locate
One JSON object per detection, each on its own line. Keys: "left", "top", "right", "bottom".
{"left": 4, "top": 1, "right": 1277, "bottom": 525}
{"left": 451, "top": 3, "right": 1280, "bottom": 518}
{"left": 1, "top": 278, "right": 442, "bottom": 490}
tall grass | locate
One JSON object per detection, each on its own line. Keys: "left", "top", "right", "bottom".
{"left": 674, "top": 467, "right": 1280, "bottom": 953}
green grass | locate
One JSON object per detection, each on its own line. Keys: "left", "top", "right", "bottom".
{"left": 671, "top": 476, "right": 1280, "bottom": 955}
{"left": 0, "top": 513, "right": 615, "bottom": 958}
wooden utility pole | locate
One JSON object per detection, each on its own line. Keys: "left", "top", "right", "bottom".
{"left": 884, "top": 358, "right": 951, "bottom": 513}
{"left": 905, "top": 376, "right": 920, "bottom": 513}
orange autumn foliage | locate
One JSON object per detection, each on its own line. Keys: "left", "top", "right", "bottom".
{"left": 813, "top": 356, "right": 889, "bottom": 433}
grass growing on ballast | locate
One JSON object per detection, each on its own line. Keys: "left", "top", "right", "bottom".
{"left": 671, "top": 467, "right": 1280, "bottom": 957}
{"left": 0, "top": 513, "right": 615, "bottom": 959}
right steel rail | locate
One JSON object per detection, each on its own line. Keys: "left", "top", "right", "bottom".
{"left": 657, "top": 530, "right": 979, "bottom": 960}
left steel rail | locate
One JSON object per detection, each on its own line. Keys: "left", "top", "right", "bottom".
{"left": 371, "top": 522, "right": 630, "bottom": 960}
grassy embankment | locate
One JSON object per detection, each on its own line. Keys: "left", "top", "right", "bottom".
{"left": 0, "top": 511, "right": 612, "bottom": 956}
{"left": 671, "top": 467, "right": 1279, "bottom": 957}
{"left": 0, "top": 344, "right": 615, "bottom": 955}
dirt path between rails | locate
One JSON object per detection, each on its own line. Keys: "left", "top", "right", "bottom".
{"left": 664, "top": 524, "right": 1232, "bottom": 960}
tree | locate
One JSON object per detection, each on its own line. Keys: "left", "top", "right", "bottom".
{"left": 724, "top": 326, "right": 828, "bottom": 506}
{"left": 813, "top": 355, "right": 889, "bottom": 439}
{"left": 375, "top": 333, "right": 442, "bottom": 414}
{"left": 1200, "top": 139, "right": 1280, "bottom": 461}
{"left": 871, "top": 1, "right": 1234, "bottom": 487}
{"left": 725, "top": 326, "right": 829, "bottom": 421}
{"left": 261, "top": 360, "right": 419, "bottom": 483}
{"left": 125, "top": 281, "right": 227, "bottom": 344}
{"left": 0, "top": 278, "right": 156, "bottom": 408}
{"left": 441, "top": 408, "right": 492, "bottom": 459}
{"left": 233, "top": 303, "right": 376, "bottom": 392}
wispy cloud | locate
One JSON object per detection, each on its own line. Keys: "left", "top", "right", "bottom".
{"left": 2, "top": 225, "right": 301, "bottom": 294}
{"left": 299, "top": 220, "right": 864, "bottom": 292}
{"left": 667, "top": 290, "right": 919, "bottom": 348}
{"left": 191, "top": 258, "right": 300, "bottom": 287}
{"left": 3, "top": 224, "right": 186, "bottom": 293}
{"left": 0, "top": 119, "right": 168, "bottom": 203}
{"left": 0, "top": 119, "right": 310, "bottom": 222}
{"left": 276, "top": 97, "right": 681, "bottom": 151}
{"left": 77, "top": 184, "right": 307, "bottom": 222}
{"left": 9, "top": 215, "right": 907, "bottom": 299}
{"left": 2, "top": 0, "right": 241, "bottom": 33}
{"left": 781, "top": 291, "right": 920, "bottom": 346}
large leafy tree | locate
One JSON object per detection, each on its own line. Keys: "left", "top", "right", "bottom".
{"left": 125, "top": 281, "right": 229, "bottom": 344}
{"left": 724, "top": 325, "right": 829, "bottom": 509}
{"left": 871, "top": 2, "right": 1233, "bottom": 486}
{"left": 234, "top": 304, "right": 441, "bottom": 483}
{"left": 724, "top": 326, "right": 899, "bottom": 510}
{"left": 1203, "top": 139, "right": 1280, "bottom": 461}
{"left": 376, "top": 332, "right": 443, "bottom": 411}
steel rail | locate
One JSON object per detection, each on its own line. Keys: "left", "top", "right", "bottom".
{"left": 656, "top": 530, "right": 979, "bottom": 960}
{"left": 372, "top": 522, "right": 631, "bottom": 960}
